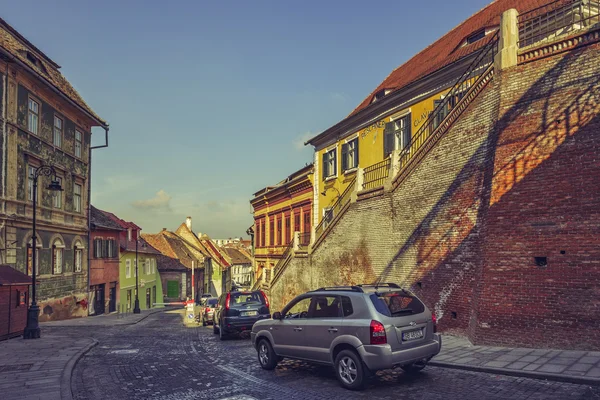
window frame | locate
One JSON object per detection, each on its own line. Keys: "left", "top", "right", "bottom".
{"left": 53, "top": 114, "right": 63, "bottom": 148}
{"left": 27, "top": 96, "right": 40, "bottom": 135}
{"left": 342, "top": 137, "right": 359, "bottom": 172}
{"left": 27, "top": 164, "right": 37, "bottom": 203}
{"left": 74, "top": 247, "right": 83, "bottom": 273}
{"left": 52, "top": 176, "right": 63, "bottom": 209}
{"left": 52, "top": 239, "right": 64, "bottom": 275}
{"left": 125, "top": 259, "right": 131, "bottom": 278}
{"left": 322, "top": 147, "right": 337, "bottom": 180}
{"left": 74, "top": 129, "right": 83, "bottom": 159}
{"left": 73, "top": 183, "right": 82, "bottom": 213}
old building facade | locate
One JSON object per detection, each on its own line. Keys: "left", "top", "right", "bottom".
{"left": 268, "top": 0, "right": 600, "bottom": 350}
{"left": 0, "top": 18, "right": 108, "bottom": 320}
{"left": 250, "top": 164, "right": 313, "bottom": 291}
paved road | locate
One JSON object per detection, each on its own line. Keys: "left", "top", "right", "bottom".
{"left": 66, "top": 310, "right": 600, "bottom": 400}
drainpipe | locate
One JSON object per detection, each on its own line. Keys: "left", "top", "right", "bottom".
{"left": 87, "top": 127, "right": 109, "bottom": 315}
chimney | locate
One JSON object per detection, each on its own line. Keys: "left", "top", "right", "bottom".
{"left": 186, "top": 216, "right": 192, "bottom": 231}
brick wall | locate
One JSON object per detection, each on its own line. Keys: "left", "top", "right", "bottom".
{"left": 271, "top": 40, "right": 600, "bottom": 350}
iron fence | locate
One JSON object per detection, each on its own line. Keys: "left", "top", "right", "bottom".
{"left": 314, "top": 177, "right": 356, "bottom": 242}
{"left": 363, "top": 158, "right": 392, "bottom": 190}
{"left": 518, "top": 0, "right": 600, "bottom": 47}
{"left": 396, "top": 31, "right": 499, "bottom": 174}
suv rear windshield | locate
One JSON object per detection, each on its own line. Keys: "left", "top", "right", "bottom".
{"left": 229, "top": 291, "right": 265, "bottom": 308}
{"left": 206, "top": 299, "right": 218, "bottom": 306}
{"left": 370, "top": 291, "right": 425, "bottom": 317}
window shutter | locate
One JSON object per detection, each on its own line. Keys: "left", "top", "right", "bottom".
{"left": 403, "top": 114, "right": 412, "bottom": 150}
{"left": 384, "top": 122, "right": 394, "bottom": 158}
{"left": 322, "top": 152, "right": 327, "bottom": 180}
{"left": 354, "top": 139, "right": 359, "bottom": 168}
{"left": 333, "top": 150, "right": 337, "bottom": 176}
{"left": 341, "top": 143, "right": 348, "bottom": 171}
{"left": 103, "top": 239, "right": 108, "bottom": 258}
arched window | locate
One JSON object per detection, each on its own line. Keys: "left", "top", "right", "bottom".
{"left": 52, "top": 238, "right": 65, "bottom": 274}
{"left": 26, "top": 237, "right": 42, "bottom": 276}
{"left": 73, "top": 240, "right": 84, "bottom": 273}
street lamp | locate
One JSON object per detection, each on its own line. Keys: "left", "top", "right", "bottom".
{"left": 23, "top": 164, "right": 63, "bottom": 339}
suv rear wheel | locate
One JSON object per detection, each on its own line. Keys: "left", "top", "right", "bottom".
{"left": 334, "top": 350, "right": 366, "bottom": 390}
{"left": 257, "top": 339, "right": 278, "bottom": 370}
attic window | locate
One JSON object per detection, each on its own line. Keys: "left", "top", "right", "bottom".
{"left": 20, "top": 50, "right": 48, "bottom": 74}
{"left": 26, "top": 52, "right": 38, "bottom": 64}
{"left": 372, "top": 89, "right": 391, "bottom": 104}
{"left": 467, "top": 29, "right": 486, "bottom": 44}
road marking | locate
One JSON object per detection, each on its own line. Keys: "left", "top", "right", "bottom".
{"left": 108, "top": 349, "right": 139, "bottom": 354}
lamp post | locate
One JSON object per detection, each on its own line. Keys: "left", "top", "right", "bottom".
{"left": 133, "top": 237, "right": 141, "bottom": 314}
{"left": 23, "top": 164, "right": 63, "bottom": 339}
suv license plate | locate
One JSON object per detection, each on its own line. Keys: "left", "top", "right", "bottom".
{"left": 241, "top": 311, "right": 258, "bottom": 317}
{"left": 402, "top": 329, "right": 423, "bottom": 341}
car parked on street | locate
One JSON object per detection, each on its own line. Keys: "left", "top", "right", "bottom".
{"left": 200, "top": 297, "right": 219, "bottom": 326}
{"left": 251, "top": 283, "right": 442, "bottom": 390}
{"left": 214, "top": 290, "right": 270, "bottom": 340}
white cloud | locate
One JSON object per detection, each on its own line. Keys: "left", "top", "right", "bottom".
{"left": 293, "top": 131, "right": 315, "bottom": 150}
{"left": 132, "top": 189, "right": 172, "bottom": 210}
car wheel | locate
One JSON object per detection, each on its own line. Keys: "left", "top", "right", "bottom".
{"left": 257, "top": 339, "right": 278, "bottom": 370}
{"left": 219, "top": 325, "right": 228, "bottom": 341}
{"left": 202, "top": 315, "right": 207, "bottom": 327}
{"left": 401, "top": 358, "right": 429, "bottom": 373}
{"left": 334, "top": 350, "right": 365, "bottom": 390}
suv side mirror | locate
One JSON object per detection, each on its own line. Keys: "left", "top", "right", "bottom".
{"left": 272, "top": 311, "right": 282, "bottom": 320}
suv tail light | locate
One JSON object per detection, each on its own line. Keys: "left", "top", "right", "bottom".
{"left": 432, "top": 312, "right": 437, "bottom": 333}
{"left": 260, "top": 290, "right": 269, "bottom": 308}
{"left": 225, "top": 293, "right": 231, "bottom": 311}
{"left": 205, "top": 307, "right": 210, "bottom": 313}
{"left": 370, "top": 320, "right": 387, "bottom": 345}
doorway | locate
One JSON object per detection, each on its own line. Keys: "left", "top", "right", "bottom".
{"left": 146, "top": 288, "right": 151, "bottom": 309}
{"left": 109, "top": 283, "right": 117, "bottom": 313}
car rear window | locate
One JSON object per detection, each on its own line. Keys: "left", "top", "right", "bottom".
{"left": 369, "top": 291, "right": 425, "bottom": 317}
{"left": 229, "top": 291, "right": 265, "bottom": 308}
{"left": 207, "top": 299, "right": 218, "bottom": 306}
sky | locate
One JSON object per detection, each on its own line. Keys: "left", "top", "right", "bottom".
{"left": 2, "top": 0, "right": 491, "bottom": 238}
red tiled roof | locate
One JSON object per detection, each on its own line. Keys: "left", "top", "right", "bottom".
{"left": 350, "top": 0, "right": 551, "bottom": 115}
{"left": 0, "top": 18, "right": 106, "bottom": 126}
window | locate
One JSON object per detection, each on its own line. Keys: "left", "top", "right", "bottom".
{"left": 52, "top": 177, "right": 62, "bottom": 208}
{"left": 303, "top": 211, "right": 311, "bottom": 234}
{"left": 94, "top": 238, "right": 103, "bottom": 258}
{"left": 285, "top": 215, "right": 291, "bottom": 244}
{"left": 341, "top": 296, "right": 353, "bottom": 317}
{"left": 311, "top": 296, "right": 341, "bottom": 318}
{"left": 53, "top": 115, "right": 62, "bottom": 148}
{"left": 294, "top": 212, "right": 301, "bottom": 233}
{"left": 26, "top": 240, "right": 39, "bottom": 276}
{"left": 27, "top": 165, "right": 36, "bottom": 202}
{"left": 75, "top": 247, "right": 83, "bottom": 272}
{"left": 127, "top": 290, "right": 132, "bottom": 309}
{"left": 75, "top": 129, "right": 83, "bottom": 158}
{"left": 383, "top": 114, "right": 411, "bottom": 158}
{"left": 127, "top": 228, "right": 132, "bottom": 242}
{"left": 269, "top": 217, "right": 274, "bottom": 246}
{"left": 467, "top": 29, "right": 486, "bottom": 44}
{"left": 341, "top": 138, "right": 359, "bottom": 171}
{"left": 28, "top": 98, "right": 39, "bottom": 134}
{"left": 73, "top": 183, "right": 82, "bottom": 213}
{"left": 369, "top": 291, "right": 425, "bottom": 317}
{"left": 125, "top": 259, "right": 131, "bottom": 278}
{"left": 261, "top": 219, "right": 265, "bottom": 247}
{"left": 106, "top": 239, "right": 116, "bottom": 258}
{"left": 276, "top": 217, "right": 282, "bottom": 245}
{"left": 284, "top": 297, "right": 312, "bottom": 319}
{"left": 323, "top": 207, "right": 334, "bottom": 227}
{"left": 322, "top": 148, "right": 337, "bottom": 179}
{"left": 52, "top": 238, "right": 64, "bottom": 274}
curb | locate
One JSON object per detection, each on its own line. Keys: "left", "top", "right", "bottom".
{"left": 120, "top": 308, "right": 166, "bottom": 326}
{"left": 60, "top": 337, "right": 98, "bottom": 400}
{"left": 429, "top": 360, "right": 600, "bottom": 386}
{"left": 42, "top": 308, "right": 167, "bottom": 328}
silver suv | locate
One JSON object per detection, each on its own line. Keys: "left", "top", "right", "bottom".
{"left": 251, "top": 283, "right": 442, "bottom": 390}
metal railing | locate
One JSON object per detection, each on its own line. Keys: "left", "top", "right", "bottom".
{"left": 298, "top": 232, "right": 311, "bottom": 249}
{"left": 518, "top": 0, "right": 600, "bottom": 47}
{"left": 363, "top": 158, "right": 392, "bottom": 190}
{"left": 272, "top": 240, "right": 294, "bottom": 279}
{"left": 396, "top": 31, "right": 499, "bottom": 174}
{"left": 314, "top": 176, "right": 356, "bottom": 242}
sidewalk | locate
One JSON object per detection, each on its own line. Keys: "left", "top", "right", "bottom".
{"left": 39, "top": 307, "right": 167, "bottom": 327}
{"left": 0, "top": 333, "right": 96, "bottom": 400}
{"left": 432, "top": 335, "right": 600, "bottom": 385}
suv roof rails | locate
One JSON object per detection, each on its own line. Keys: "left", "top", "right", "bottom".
{"left": 310, "top": 286, "right": 364, "bottom": 293}
{"left": 357, "top": 283, "right": 401, "bottom": 289}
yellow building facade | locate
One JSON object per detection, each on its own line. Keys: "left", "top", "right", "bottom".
{"left": 250, "top": 165, "right": 313, "bottom": 289}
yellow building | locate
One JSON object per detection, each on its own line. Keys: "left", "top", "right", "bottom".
{"left": 250, "top": 165, "right": 313, "bottom": 290}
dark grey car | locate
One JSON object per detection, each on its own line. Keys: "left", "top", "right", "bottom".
{"left": 251, "top": 283, "right": 442, "bottom": 390}
{"left": 214, "top": 290, "right": 270, "bottom": 340}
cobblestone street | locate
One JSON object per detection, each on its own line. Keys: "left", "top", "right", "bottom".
{"left": 62, "top": 310, "right": 600, "bottom": 400}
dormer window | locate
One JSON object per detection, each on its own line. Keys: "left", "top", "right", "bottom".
{"left": 19, "top": 50, "right": 48, "bottom": 75}
{"left": 372, "top": 89, "right": 392, "bottom": 104}
{"left": 467, "top": 29, "right": 486, "bottom": 44}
